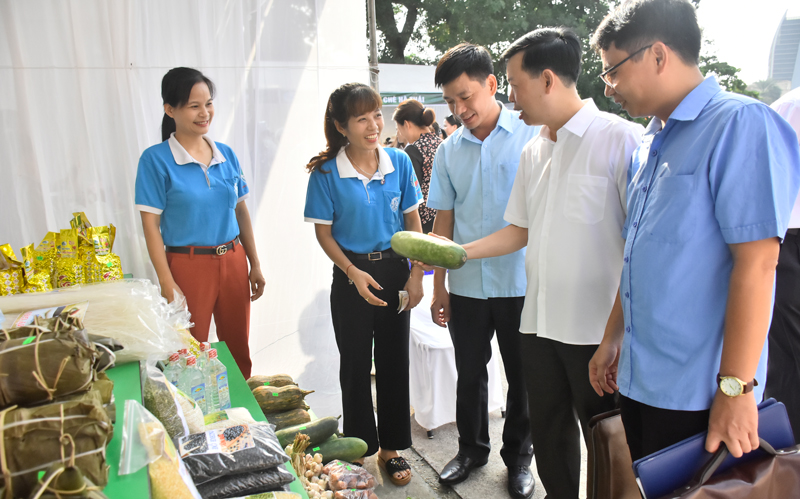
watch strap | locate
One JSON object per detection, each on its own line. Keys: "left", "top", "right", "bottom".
{"left": 717, "top": 373, "right": 759, "bottom": 394}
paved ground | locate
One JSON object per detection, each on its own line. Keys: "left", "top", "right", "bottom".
{"left": 368, "top": 364, "right": 589, "bottom": 499}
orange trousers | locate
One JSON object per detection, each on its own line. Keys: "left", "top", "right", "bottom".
{"left": 167, "top": 241, "right": 252, "bottom": 378}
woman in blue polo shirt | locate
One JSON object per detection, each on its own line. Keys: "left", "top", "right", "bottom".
{"left": 304, "top": 83, "right": 424, "bottom": 486}
{"left": 135, "top": 67, "right": 264, "bottom": 379}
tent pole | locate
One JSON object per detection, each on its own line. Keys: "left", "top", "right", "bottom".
{"left": 367, "top": 0, "right": 380, "bottom": 92}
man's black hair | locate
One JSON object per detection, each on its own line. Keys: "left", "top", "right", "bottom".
{"left": 502, "top": 27, "right": 582, "bottom": 85}
{"left": 591, "top": 0, "right": 702, "bottom": 66}
{"left": 434, "top": 43, "right": 494, "bottom": 88}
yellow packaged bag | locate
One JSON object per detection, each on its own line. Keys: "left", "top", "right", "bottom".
{"left": 21, "top": 243, "right": 53, "bottom": 293}
{"left": 0, "top": 244, "right": 23, "bottom": 296}
{"left": 92, "top": 225, "right": 123, "bottom": 282}
{"left": 55, "top": 229, "right": 85, "bottom": 288}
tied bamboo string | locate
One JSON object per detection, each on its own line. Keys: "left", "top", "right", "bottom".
{"left": 30, "top": 329, "right": 70, "bottom": 401}
{"left": 0, "top": 405, "right": 18, "bottom": 499}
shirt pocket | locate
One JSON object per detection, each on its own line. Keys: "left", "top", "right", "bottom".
{"left": 383, "top": 190, "right": 402, "bottom": 226}
{"left": 564, "top": 174, "right": 608, "bottom": 225}
{"left": 646, "top": 174, "right": 697, "bottom": 243}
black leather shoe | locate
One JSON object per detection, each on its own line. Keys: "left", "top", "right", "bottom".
{"left": 438, "top": 453, "right": 488, "bottom": 485}
{"left": 507, "top": 465, "right": 535, "bottom": 499}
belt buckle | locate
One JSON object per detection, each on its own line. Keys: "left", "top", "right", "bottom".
{"left": 216, "top": 244, "right": 228, "bottom": 256}
{"left": 367, "top": 251, "right": 382, "bottom": 261}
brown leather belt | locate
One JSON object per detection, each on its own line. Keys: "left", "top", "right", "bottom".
{"left": 166, "top": 236, "right": 240, "bottom": 256}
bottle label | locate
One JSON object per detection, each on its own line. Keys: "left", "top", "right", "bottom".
{"left": 217, "top": 371, "right": 231, "bottom": 409}
{"left": 190, "top": 383, "right": 206, "bottom": 407}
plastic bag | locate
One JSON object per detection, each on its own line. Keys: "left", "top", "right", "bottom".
{"left": 0, "top": 279, "right": 191, "bottom": 363}
{"left": 333, "top": 490, "right": 378, "bottom": 499}
{"left": 195, "top": 466, "right": 295, "bottom": 499}
{"left": 204, "top": 407, "right": 257, "bottom": 430}
{"left": 141, "top": 361, "right": 191, "bottom": 441}
{"left": 322, "top": 461, "right": 376, "bottom": 490}
{"left": 178, "top": 422, "right": 289, "bottom": 484}
{"left": 118, "top": 400, "right": 200, "bottom": 499}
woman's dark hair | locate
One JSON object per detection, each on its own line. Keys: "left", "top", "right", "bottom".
{"left": 445, "top": 114, "right": 463, "bottom": 128}
{"left": 392, "top": 99, "right": 435, "bottom": 128}
{"left": 591, "top": 0, "right": 702, "bottom": 65}
{"left": 434, "top": 43, "right": 494, "bottom": 88}
{"left": 502, "top": 27, "right": 582, "bottom": 85}
{"left": 306, "top": 83, "right": 382, "bottom": 173}
{"left": 161, "top": 67, "right": 216, "bottom": 142}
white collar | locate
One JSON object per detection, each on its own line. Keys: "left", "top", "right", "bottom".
{"left": 539, "top": 98, "right": 600, "bottom": 142}
{"left": 335, "top": 146, "right": 395, "bottom": 179}
{"left": 167, "top": 133, "right": 226, "bottom": 166}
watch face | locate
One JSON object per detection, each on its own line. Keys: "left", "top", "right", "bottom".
{"left": 720, "top": 377, "right": 742, "bottom": 397}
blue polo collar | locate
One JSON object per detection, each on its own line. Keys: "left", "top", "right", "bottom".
{"left": 455, "top": 101, "right": 513, "bottom": 145}
{"left": 167, "top": 133, "right": 226, "bottom": 166}
{"left": 669, "top": 76, "right": 722, "bottom": 122}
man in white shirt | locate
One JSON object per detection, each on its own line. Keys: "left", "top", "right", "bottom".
{"left": 454, "top": 28, "right": 643, "bottom": 498}
{"left": 767, "top": 86, "right": 800, "bottom": 441}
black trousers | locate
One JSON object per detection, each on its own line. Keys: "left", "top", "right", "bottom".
{"left": 619, "top": 395, "right": 709, "bottom": 461}
{"left": 448, "top": 294, "right": 533, "bottom": 466}
{"left": 330, "top": 258, "right": 412, "bottom": 456}
{"left": 520, "top": 335, "right": 616, "bottom": 499}
{"left": 766, "top": 231, "right": 800, "bottom": 443}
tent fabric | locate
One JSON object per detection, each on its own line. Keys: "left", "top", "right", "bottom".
{"left": 0, "top": 0, "right": 369, "bottom": 421}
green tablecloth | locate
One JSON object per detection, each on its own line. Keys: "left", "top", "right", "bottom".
{"left": 101, "top": 342, "right": 308, "bottom": 498}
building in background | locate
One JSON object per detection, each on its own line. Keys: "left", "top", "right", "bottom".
{"left": 769, "top": 10, "right": 800, "bottom": 90}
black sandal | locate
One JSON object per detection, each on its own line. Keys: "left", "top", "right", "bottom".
{"left": 377, "top": 455, "right": 412, "bottom": 486}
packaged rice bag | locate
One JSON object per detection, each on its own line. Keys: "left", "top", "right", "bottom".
{"left": 0, "top": 244, "right": 23, "bottom": 296}
{"left": 333, "top": 490, "right": 378, "bottom": 499}
{"left": 322, "top": 460, "right": 376, "bottom": 490}
{"left": 195, "top": 466, "right": 296, "bottom": 499}
{"left": 33, "top": 232, "right": 58, "bottom": 286}
{"left": 178, "top": 422, "right": 289, "bottom": 484}
{"left": 91, "top": 225, "right": 123, "bottom": 282}
{"left": 55, "top": 229, "right": 85, "bottom": 288}
{"left": 20, "top": 243, "right": 53, "bottom": 293}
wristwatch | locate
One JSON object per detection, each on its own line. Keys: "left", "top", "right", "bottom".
{"left": 717, "top": 373, "right": 758, "bottom": 397}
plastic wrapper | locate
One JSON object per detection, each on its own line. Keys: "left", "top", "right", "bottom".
{"left": 20, "top": 244, "right": 52, "bottom": 294}
{"left": 179, "top": 422, "right": 289, "bottom": 485}
{"left": 0, "top": 279, "right": 192, "bottom": 363}
{"left": 195, "top": 466, "right": 295, "bottom": 499}
{"left": 141, "top": 361, "right": 191, "bottom": 441}
{"left": 33, "top": 232, "right": 58, "bottom": 289}
{"left": 0, "top": 389, "right": 112, "bottom": 498}
{"left": 118, "top": 399, "right": 201, "bottom": 499}
{"left": 322, "top": 461, "right": 376, "bottom": 490}
{"left": 333, "top": 491, "right": 378, "bottom": 499}
{"left": 0, "top": 244, "right": 23, "bottom": 297}
{"left": 0, "top": 315, "right": 97, "bottom": 409}
{"left": 55, "top": 229, "right": 85, "bottom": 288}
{"left": 204, "top": 407, "right": 258, "bottom": 430}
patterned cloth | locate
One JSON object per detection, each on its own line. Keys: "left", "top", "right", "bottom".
{"left": 405, "top": 132, "right": 442, "bottom": 229}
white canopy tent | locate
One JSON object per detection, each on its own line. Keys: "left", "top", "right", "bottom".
{"left": 0, "top": 0, "right": 370, "bottom": 419}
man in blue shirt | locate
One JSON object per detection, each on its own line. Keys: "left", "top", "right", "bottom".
{"left": 588, "top": 0, "right": 800, "bottom": 461}
{"left": 427, "top": 43, "right": 538, "bottom": 498}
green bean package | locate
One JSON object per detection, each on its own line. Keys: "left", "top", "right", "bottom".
{"left": 178, "top": 422, "right": 289, "bottom": 484}
{"left": 195, "top": 466, "right": 295, "bottom": 499}
{"left": 0, "top": 319, "right": 97, "bottom": 409}
{"left": 0, "top": 390, "right": 112, "bottom": 498}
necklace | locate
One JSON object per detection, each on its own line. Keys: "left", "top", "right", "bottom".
{"left": 346, "top": 148, "right": 384, "bottom": 184}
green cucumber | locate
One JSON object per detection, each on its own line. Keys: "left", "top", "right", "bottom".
{"left": 315, "top": 436, "right": 368, "bottom": 464}
{"left": 275, "top": 415, "right": 341, "bottom": 448}
{"left": 390, "top": 231, "right": 467, "bottom": 270}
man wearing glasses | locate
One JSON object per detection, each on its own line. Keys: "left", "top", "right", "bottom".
{"left": 588, "top": 0, "right": 800, "bottom": 461}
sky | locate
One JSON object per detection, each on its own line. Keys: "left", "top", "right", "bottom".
{"left": 696, "top": 0, "right": 798, "bottom": 84}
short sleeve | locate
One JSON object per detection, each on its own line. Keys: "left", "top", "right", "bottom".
{"left": 427, "top": 146, "right": 456, "bottom": 210}
{"left": 398, "top": 151, "right": 423, "bottom": 213}
{"left": 503, "top": 147, "right": 530, "bottom": 228}
{"left": 230, "top": 149, "right": 250, "bottom": 201}
{"left": 710, "top": 104, "right": 800, "bottom": 244}
{"left": 304, "top": 169, "right": 334, "bottom": 224}
{"left": 134, "top": 149, "right": 167, "bottom": 215}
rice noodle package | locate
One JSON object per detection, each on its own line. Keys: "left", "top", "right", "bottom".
{"left": 0, "top": 389, "right": 112, "bottom": 498}
{"left": 0, "top": 244, "right": 23, "bottom": 297}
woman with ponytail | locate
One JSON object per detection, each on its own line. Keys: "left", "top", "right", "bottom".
{"left": 393, "top": 99, "right": 442, "bottom": 234}
{"left": 304, "top": 83, "right": 423, "bottom": 486}
{"left": 135, "top": 67, "right": 264, "bottom": 378}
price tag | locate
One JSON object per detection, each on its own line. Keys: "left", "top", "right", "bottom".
{"left": 313, "top": 447, "right": 320, "bottom": 452}
{"left": 23, "top": 337, "right": 35, "bottom": 345}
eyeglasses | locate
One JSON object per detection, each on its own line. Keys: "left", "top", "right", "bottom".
{"left": 598, "top": 44, "right": 653, "bottom": 87}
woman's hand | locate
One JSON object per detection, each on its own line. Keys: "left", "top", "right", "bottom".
{"left": 403, "top": 269, "right": 424, "bottom": 311}
{"left": 249, "top": 265, "right": 266, "bottom": 301}
{"left": 350, "top": 268, "right": 387, "bottom": 306}
{"left": 160, "top": 279, "right": 184, "bottom": 304}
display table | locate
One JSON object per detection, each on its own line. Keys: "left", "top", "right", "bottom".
{"left": 101, "top": 342, "right": 309, "bottom": 498}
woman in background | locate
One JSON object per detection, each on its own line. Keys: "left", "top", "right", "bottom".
{"left": 135, "top": 67, "right": 264, "bottom": 378}
{"left": 443, "top": 114, "right": 463, "bottom": 137}
{"left": 393, "top": 99, "right": 442, "bottom": 234}
{"left": 304, "top": 82, "right": 424, "bottom": 486}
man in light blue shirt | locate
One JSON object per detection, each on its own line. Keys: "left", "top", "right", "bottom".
{"left": 426, "top": 43, "right": 539, "bottom": 499}
{"left": 589, "top": 0, "right": 800, "bottom": 462}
